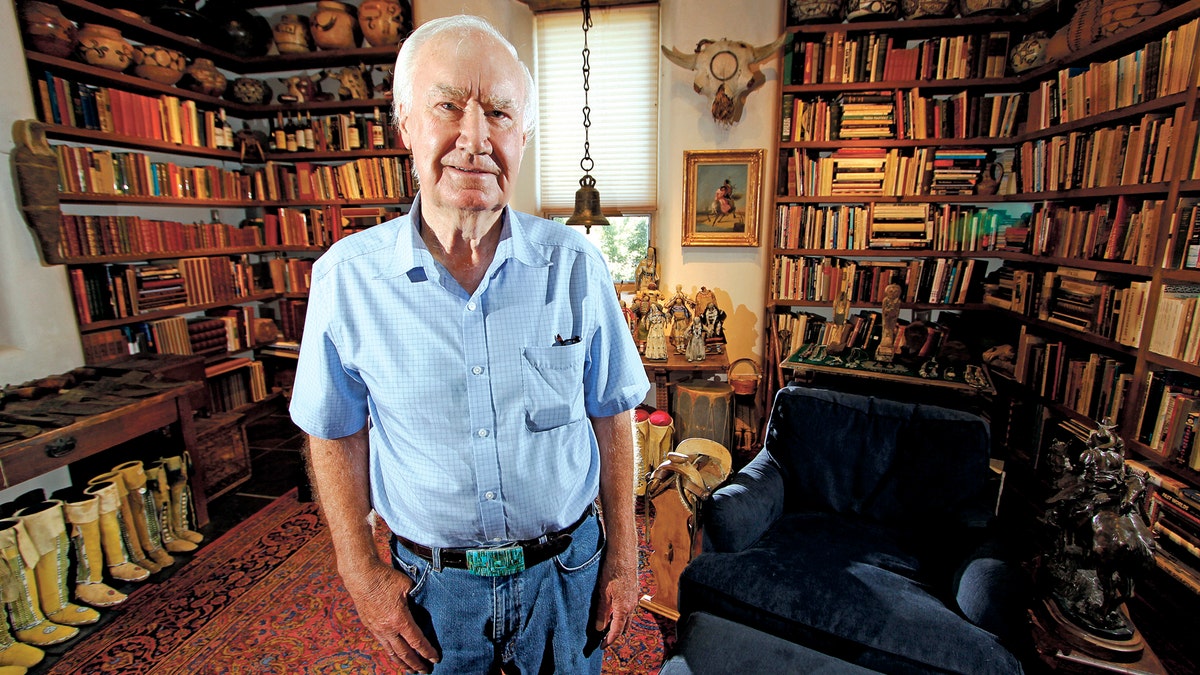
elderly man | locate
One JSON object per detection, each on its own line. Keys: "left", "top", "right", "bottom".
{"left": 289, "top": 14, "right": 649, "bottom": 675}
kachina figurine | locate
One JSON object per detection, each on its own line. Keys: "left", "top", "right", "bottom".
{"left": 635, "top": 246, "right": 660, "bottom": 293}
{"left": 701, "top": 300, "right": 727, "bottom": 353}
{"left": 644, "top": 303, "right": 669, "bottom": 361}
{"left": 686, "top": 315, "right": 706, "bottom": 362}
{"left": 666, "top": 285, "right": 693, "bottom": 354}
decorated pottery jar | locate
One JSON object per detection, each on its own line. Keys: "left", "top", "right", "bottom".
{"left": 901, "top": 0, "right": 954, "bottom": 19}
{"left": 21, "top": 1, "right": 77, "bottom": 59}
{"left": 959, "top": 0, "right": 1012, "bottom": 16}
{"left": 1098, "top": 0, "right": 1162, "bottom": 39}
{"left": 148, "top": 0, "right": 216, "bottom": 43}
{"left": 183, "top": 58, "right": 227, "bottom": 97}
{"left": 358, "top": 0, "right": 411, "bottom": 47}
{"left": 273, "top": 14, "right": 312, "bottom": 54}
{"left": 845, "top": 0, "right": 899, "bottom": 22}
{"left": 75, "top": 24, "right": 135, "bottom": 72}
{"left": 786, "top": 0, "right": 842, "bottom": 24}
{"left": 311, "top": 1, "right": 361, "bottom": 50}
{"left": 133, "top": 44, "right": 186, "bottom": 85}
{"left": 1009, "top": 30, "right": 1049, "bottom": 73}
{"left": 199, "top": 0, "right": 273, "bottom": 58}
{"left": 229, "top": 77, "right": 272, "bottom": 105}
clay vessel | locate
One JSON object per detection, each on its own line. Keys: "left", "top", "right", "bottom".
{"left": 901, "top": 0, "right": 954, "bottom": 19}
{"left": 311, "top": 1, "right": 360, "bottom": 50}
{"left": 845, "top": 0, "right": 899, "bottom": 21}
{"left": 1009, "top": 31, "right": 1049, "bottom": 73}
{"left": 183, "top": 58, "right": 227, "bottom": 97}
{"left": 133, "top": 44, "right": 186, "bottom": 84}
{"left": 148, "top": 0, "right": 216, "bottom": 44}
{"left": 359, "top": 0, "right": 411, "bottom": 47}
{"left": 199, "top": 0, "right": 273, "bottom": 57}
{"left": 76, "top": 24, "right": 135, "bottom": 72}
{"left": 229, "top": 77, "right": 272, "bottom": 105}
{"left": 20, "top": 1, "right": 77, "bottom": 59}
{"left": 958, "top": 0, "right": 1011, "bottom": 16}
{"left": 1098, "top": 0, "right": 1162, "bottom": 39}
{"left": 786, "top": 0, "right": 841, "bottom": 24}
{"left": 273, "top": 14, "right": 312, "bottom": 54}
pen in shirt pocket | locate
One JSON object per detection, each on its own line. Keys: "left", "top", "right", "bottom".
{"left": 554, "top": 334, "right": 581, "bottom": 346}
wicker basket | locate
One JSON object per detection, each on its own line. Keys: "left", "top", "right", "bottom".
{"left": 727, "top": 358, "right": 761, "bottom": 396}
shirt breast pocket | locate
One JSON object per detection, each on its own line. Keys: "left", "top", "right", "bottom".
{"left": 521, "top": 343, "right": 585, "bottom": 431}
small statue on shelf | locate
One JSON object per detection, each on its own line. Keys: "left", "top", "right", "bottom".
{"left": 701, "top": 300, "right": 726, "bottom": 354}
{"left": 236, "top": 123, "right": 267, "bottom": 163}
{"left": 634, "top": 246, "right": 660, "bottom": 293}
{"left": 322, "top": 63, "right": 371, "bottom": 100}
{"left": 666, "top": 285, "right": 693, "bottom": 355}
{"left": 875, "top": 282, "right": 902, "bottom": 363}
{"left": 643, "top": 303, "right": 669, "bottom": 361}
{"left": 693, "top": 285, "right": 716, "bottom": 318}
{"left": 685, "top": 315, "right": 706, "bottom": 362}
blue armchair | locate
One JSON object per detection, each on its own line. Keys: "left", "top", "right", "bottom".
{"left": 677, "top": 386, "right": 1027, "bottom": 674}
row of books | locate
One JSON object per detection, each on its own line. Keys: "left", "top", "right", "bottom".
{"left": 781, "top": 31, "right": 1010, "bottom": 86}
{"left": 1162, "top": 199, "right": 1200, "bottom": 270}
{"left": 772, "top": 255, "right": 983, "bottom": 306}
{"left": 34, "top": 72, "right": 229, "bottom": 151}
{"left": 773, "top": 203, "right": 1028, "bottom": 253}
{"left": 1124, "top": 460, "right": 1200, "bottom": 593}
{"left": 205, "top": 359, "right": 268, "bottom": 414}
{"left": 782, "top": 91, "right": 1023, "bottom": 143}
{"left": 78, "top": 307, "right": 258, "bottom": 364}
{"left": 1024, "top": 17, "right": 1198, "bottom": 131}
{"left": 249, "top": 157, "right": 414, "bottom": 203}
{"left": 54, "top": 145, "right": 251, "bottom": 201}
{"left": 783, "top": 146, "right": 999, "bottom": 198}
{"left": 67, "top": 257, "right": 270, "bottom": 324}
{"left": 1148, "top": 284, "right": 1200, "bottom": 365}
{"left": 57, "top": 215, "right": 264, "bottom": 258}
{"left": 276, "top": 298, "right": 309, "bottom": 342}
{"left": 1015, "top": 111, "right": 1185, "bottom": 194}
{"left": 1027, "top": 196, "right": 1160, "bottom": 266}
{"left": 265, "top": 258, "right": 314, "bottom": 294}
{"left": 1135, "top": 370, "right": 1200, "bottom": 462}
{"left": 1012, "top": 325, "right": 1132, "bottom": 424}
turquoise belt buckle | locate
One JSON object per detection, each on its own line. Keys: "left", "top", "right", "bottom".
{"left": 465, "top": 546, "right": 526, "bottom": 576}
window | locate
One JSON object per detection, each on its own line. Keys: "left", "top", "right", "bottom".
{"left": 536, "top": 5, "right": 659, "bottom": 286}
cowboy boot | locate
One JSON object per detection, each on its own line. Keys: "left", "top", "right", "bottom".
{"left": 60, "top": 493, "right": 128, "bottom": 608}
{"left": 113, "top": 462, "right": 174, "bottom": 569}
{"left": 11, "top": 502, "right": 100, "bottom": 627}
{"left": 647, "top": 409, "right": 675, "bottom": 473}
{"left": 145, "top": 462, "right": 196, "bottom": 554}
{"left": 0, "top": 570, "right": 44, "bottom": 671}
{"left": 82, "top": 482, "right": 149, "bottom": 583}
{"left": 634, "top": 408, "right": 652, "bottom": 495}
{"left": 160, "top": 454, "right": 203, "bottom": 544}
{"left": 88, "top": 472, "right": 161, "bottom": 574}
{"left": 0, "top": 519, "right": 78, "bottom": 646}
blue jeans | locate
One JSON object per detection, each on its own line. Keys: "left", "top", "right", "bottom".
{"left": 390, "top": 513, "right": 606, "bottom": 674}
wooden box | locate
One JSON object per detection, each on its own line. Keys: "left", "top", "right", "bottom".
{"left": 194, "top": 413, "right": 251, "bottom": 499}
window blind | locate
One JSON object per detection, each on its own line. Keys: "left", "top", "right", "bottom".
{"left": 535, "top": 5, "right": 659, "bottom": 211}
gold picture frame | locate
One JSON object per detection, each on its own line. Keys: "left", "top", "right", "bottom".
{"left": 682, "top": 149, "right": 763, "bottom": 247}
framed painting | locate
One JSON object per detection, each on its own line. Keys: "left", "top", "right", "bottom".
{"left": 681, "top": 149, "right": 763, "bottom": 247}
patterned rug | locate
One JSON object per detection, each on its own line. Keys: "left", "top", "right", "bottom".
{"left": 46, "top": 490, "right": 675, "bottom": 674}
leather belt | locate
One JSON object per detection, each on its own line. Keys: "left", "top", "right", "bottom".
{"left": 393, "top": 504, "right": 594, "bottom": 576}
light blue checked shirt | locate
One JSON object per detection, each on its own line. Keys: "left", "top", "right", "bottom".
{"left": 290, "top": 194, "right": 649, "bottom": 548}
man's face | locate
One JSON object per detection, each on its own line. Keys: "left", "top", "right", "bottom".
{"left": 399, "top": 31, "right": 528, "bottom": 217}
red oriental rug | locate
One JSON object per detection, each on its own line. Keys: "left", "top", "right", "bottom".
{"left": 46, "top": 490, "right": 675, "bottom": 674}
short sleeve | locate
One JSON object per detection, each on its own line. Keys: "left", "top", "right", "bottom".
{"left": 583, "top": 258, "right": 650, "bottom": 418}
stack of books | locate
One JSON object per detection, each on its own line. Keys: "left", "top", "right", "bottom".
{"left": 829, "top": 149, "right": 889, "bottom": 196}
{"left": 834, "top": 93, "right": 895, "bottom": 140}
{"left": 929, "top": 148, "right": 988, "bottom": 195}
{"left": 868, "top": 203, "right": 930, "bottom": 249}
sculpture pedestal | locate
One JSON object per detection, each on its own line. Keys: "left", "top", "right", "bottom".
{"left": 1030, "top": 598, "right": 1165, "bottom": 674}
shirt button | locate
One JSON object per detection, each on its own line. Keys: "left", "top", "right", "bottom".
{"left": 492, "top": 537, "right": 502, "bottom": 542}
{"left": 471, "top": 365, "right": 484, "bottom": 375}
{"left": 485, "top": 491, "right": 495, "bottom": 500}
{"left": 477, "top": 428, "right": 489, "bottom": 438}
{"left": 467, "top": 301, "right": 477, "bottom": 311}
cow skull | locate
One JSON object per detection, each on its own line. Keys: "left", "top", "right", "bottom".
{"left": 662, "top": 36, "right": 785, "bottom": 126}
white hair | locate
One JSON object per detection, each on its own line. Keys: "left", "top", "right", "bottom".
{"left": 391, "top": 15, "right": 538, "bottom": 139}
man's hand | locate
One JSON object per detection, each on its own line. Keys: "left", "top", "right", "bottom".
{"left": 342, "top": 560, "right": 439, "bottom": 674}
{"left": 593, "top": 548, "right": 639, "bottom": 647}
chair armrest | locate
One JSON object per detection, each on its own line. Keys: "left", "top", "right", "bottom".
{"left": 952, "top": 537, "right": 1029, "bottom": 644}
{"left": 700, "top": 450, "right": 786, "bottom": 553}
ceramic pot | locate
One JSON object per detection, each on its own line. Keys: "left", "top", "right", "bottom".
{"left": 845, "top": 0, "right": 899, "bottom": 21}
{"left": 198, "top": 0, "right": 272, "bottom": 58}
{"left": 75, "top": 24, "right": 135, "bottom": 72}
{"left": 1009, "top": 31, "right": 1049, "bottom": 73}
{"left": 148, "top": 0, "right": 216, "bottom": 43}
{"left": 20, "top": 1, "right": 77, "bottom": 59}
{"left": 133, "top": 44, "right": 186, "bottom": 84}
{"left": 959, "top": 0, "right": 1011, "bottom": 16}
{"left": 273, "top": 14, "right": 312, "bottom": 54}
{"left": 311, "top": 1, "right": 360, "bottom": 50}
{"left": 786, "top": 0, "right": 842, "bottom": 24}
{"left": 229, "top": 77, "right": 272, "bottom": 105}
{"left": 183, "top": 57, "right": 227, "bottom": 96}
{"left": 358, "top": 0, "right": 411, "bottom": 47}
{"left": 901, "top": 0, "right": 954, "bottom": 19}
{"left": 1098, "top": 0, "right": 1162, "bottom": 39}
{"left": 113, "top": 9, "right": 148, "bottom": 22}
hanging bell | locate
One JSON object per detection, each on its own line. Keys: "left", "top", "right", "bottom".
{"left": 565, "top": 175, "right": 610, "bottom": 233}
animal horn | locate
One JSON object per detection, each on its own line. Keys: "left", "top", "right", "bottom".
{"left": 750, "top": 35, "right": 787, "bottom": 64}
{"left": 661, "top": 44, "right": 699, "bottom": 71}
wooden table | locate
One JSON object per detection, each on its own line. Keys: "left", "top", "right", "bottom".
{"left": 642, "top": 351, "right": 730, "bottom": 412}
{"left": 0, "top": 381, "right": 208, "bottom": 525}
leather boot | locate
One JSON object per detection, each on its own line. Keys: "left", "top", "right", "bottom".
{"left": 88, "top": 472, "right": 161, "bottom": 574}
{"left": 60, "top": 494, "right": 128, "bottom": 607}
{"left": 82, "top": 482, "right": 150, "bottom": 582}
{"left": 145, "top": 462, "right": 196, "bottom": 554}
{"left": 0, "top": 519, "right": 78, "bottom": 646}
{"left": 112, "top": 462, "right": 174, "bottom": 569}
{"left": 647, "top": 410, "right": 675, "bottom": 474}
{"left": 11, "top": 502, "right": 99, "bottom": 627}
{"left": 634, "top": 408, "right": 652, "bottom": 495}
{"left": 0, "top": 577, "right": 43, "bottom": 671}
{"left": 160, "top": 454, "right": 203, "bottom": 544}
